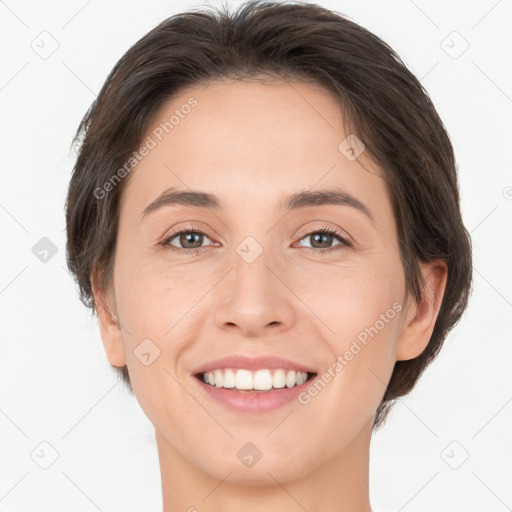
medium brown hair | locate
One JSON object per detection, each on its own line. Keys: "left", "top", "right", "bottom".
{"left": 65, "top": 0, "right": 472, "bottom": 429}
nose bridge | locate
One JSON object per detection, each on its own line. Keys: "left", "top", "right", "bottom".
{"left": 214, "top": 233, "right": 294, "bottom": 335}
{"left": 232, "top": 234, "right": 277, "bottom": 309}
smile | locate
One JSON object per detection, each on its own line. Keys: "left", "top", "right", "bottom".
{"left": 198, "top": 368, "right": 315, "bottom": 391}
{"left": 192, "top": 355, "right": 318, "bottom": 412}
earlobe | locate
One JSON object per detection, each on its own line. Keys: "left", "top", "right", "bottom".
{"left": 395, "top": 260, "right": 448, "bottom": 361}
{"left": 91, "top": 270, "right": 127, "bottom": 367}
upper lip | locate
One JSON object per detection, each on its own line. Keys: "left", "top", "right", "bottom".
{"left": 192, "top": 355, "right": 318, "bottom": 375}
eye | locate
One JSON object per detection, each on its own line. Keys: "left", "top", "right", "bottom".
{"left": 161, "top": 226, "right": 351, "bottom": 255}
{"left": 162, "top": 228, "right": 214, "bottom": 253}
{"left": 296, "top": 227, "right": 351, "bottom": 252}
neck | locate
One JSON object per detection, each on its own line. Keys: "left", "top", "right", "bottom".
{"left": 156, "top": 417, "right": 374, "bottom": 512}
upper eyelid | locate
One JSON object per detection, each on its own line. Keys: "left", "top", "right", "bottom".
{"left": 165, "top": 226, "right": 212, "bottom": 240}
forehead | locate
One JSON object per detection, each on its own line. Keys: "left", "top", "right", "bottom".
{"left": 120, "top": 78, "right": 389, "bottom": 220}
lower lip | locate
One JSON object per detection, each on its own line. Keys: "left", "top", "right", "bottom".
{"left": 195, "top": 375, "right": 316, "bottom": 413}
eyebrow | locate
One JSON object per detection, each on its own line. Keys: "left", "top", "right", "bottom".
{"left": 141, "top": 186, "right": 374, "bottom": 224}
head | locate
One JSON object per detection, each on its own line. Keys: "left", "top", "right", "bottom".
{"left": 65, "top": 0, "right": 472, "bottom": 485}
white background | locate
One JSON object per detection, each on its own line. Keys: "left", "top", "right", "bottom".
{"left": 1, "top": 0, "right": 511, "bottom": 510}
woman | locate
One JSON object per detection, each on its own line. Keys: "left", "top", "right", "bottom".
{"left": 65, "top": 1, "right": 472, "bottom": 510}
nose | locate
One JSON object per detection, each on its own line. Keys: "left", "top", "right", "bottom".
{"left": 214, "top": 245, "right": 295, "bottom": 337}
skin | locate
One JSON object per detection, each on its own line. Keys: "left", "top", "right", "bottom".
{"left": 92, "top": 78, "right": 447, "bottom": 512}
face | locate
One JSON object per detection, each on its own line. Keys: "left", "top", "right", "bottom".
{"left": 95, "top": 78, "right": 442, "bottom": 485}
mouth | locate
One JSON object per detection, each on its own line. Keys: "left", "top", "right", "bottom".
{"left": 194, "top": 368, "right": 317, "bottom": 393}
{"left": 191, "top": 355, "right": 319, "bottom": 413}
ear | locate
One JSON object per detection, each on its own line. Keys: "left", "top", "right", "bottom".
{"left": 396, "top": 260, "right": 448, "bottom": 361}
{"left": 91, "top": 269, "right": 127, "bottom": 367}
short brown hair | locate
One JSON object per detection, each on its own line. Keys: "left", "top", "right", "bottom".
{"left": 65, "top": 0, "right": 473, "bottom": 429}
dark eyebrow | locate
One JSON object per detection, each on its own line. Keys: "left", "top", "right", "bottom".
{"left": 282, "top": 189, "right": 374, "bottom": 224}
{"left": 141, "top": 187, "right": 220, "bottom": 219}
{"left": 141, "top": 186, "right": 374, "bottom": 224}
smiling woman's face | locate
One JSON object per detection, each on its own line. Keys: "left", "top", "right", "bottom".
{"left": 94, "top": 78, "right": 443, "bottom": 485}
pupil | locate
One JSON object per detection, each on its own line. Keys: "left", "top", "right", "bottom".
{"left": 181, "top": 232, "right": 202, "bottom": 248}
{"left": 312, "top": 233, "right": 331, "bottom": 248}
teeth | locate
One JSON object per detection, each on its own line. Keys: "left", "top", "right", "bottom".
{"left": 201, "top": 368, "right": 310, "bottom": 391}
{"left": 213, "top": 369, "right": 224, "bottom": 388}
{"left": 223, "top": 369, "right": 236, "bottom": 388}
{"left": 286, "top": 370, "right": 296, "bottom": 388}
{"left": 235, "top": 369, "right": 253, "bottom": 390}
{"left": 297, "top": 371, "right": 308, "bottom": 386}
{"left": 254, "top": 369, "right": 272, "bottom": 390}
{"left": 272, "top": 369, "right": 286, "bottom": 389}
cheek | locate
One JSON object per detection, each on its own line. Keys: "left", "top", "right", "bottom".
{"left": 111, "top": 262, "right": 201, "bottom": 429}
{"left": 295, "top": 255, "right": 404, "bottom": 404}
{"left": 115, "top": 271, "right": 168, "bottom": 332}
{"left": 112, "top": 256, "right": 221, "bottom": 384}
{"left": 292, "top": 255, "right": 404, "bottom": 344}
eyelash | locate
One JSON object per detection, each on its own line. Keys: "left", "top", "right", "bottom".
{"left": 161, "top": 226, "right": 352, "bottom": 255}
